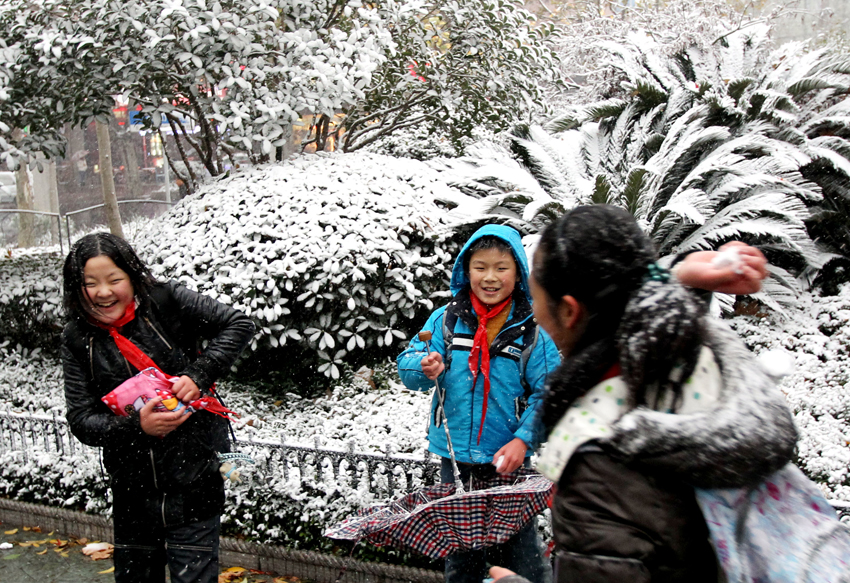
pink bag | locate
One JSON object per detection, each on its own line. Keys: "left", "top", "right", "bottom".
{"left": 101, "top": 367, "right": 191, "bottom": 417}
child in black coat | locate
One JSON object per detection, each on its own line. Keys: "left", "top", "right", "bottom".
{"left": 62, "top": 232, "right": 255, "bottom": 583}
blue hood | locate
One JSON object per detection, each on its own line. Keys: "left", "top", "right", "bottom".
{"left": 449, "top": 224, "right": 531, "bottom": 300}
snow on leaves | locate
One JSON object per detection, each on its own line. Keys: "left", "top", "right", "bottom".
{"left": 135, "top": 152, "right": 465, "bottom": 377}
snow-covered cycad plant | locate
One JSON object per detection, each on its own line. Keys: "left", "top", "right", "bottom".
{"left": 136, "top": 153, "right": 470, "bottom": 384}
{"left": 436, "top": 25, "right": 850, "bottom": 311}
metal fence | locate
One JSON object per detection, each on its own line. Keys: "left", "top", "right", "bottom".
{"left": 0, "top": 409, "right": 441, "bottom": 499}
{"left": 3, "top": 409, "right": 850, "bottom": 523}
{"left": 0, "top": 200, "right": 175, "bottom": 254}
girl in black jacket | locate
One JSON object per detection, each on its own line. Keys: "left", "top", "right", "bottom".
{"left": 62, "top": 233, "right": 255, "bottom": 583}
{"left": 492, "top": 205, "right": 797, "bottom": 583}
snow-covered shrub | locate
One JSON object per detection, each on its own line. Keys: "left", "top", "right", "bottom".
{"left": 0, "top": 249, "right": 63, "bottom": 353}
{"left": 136, "top": 153, "right": 470, "bottom": 385}
{"left": 730, "top": 283, "right": 850, "bottom": 501}
{"left": 0, "top": 449, "right": 109, "bottom": 514}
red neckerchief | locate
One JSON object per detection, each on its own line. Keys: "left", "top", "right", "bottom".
{"left": 90, "top": 302, "right": 161, "bottom": 373}
{"left": 91, "top": 303, "right": 236, "bottom": 419}
{"left": 469, "top": 291, "right": 513, "bottom": 444}
{"left": 601, "top": 363, "right": 621, "bottom": 382}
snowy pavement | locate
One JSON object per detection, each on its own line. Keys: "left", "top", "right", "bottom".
{"left": 0, "top": 522, "right": 293, "bottom": 583}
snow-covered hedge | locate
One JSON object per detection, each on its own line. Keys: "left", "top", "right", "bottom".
{"left": 136, "top": 153, "right": 469, "bottom": 382}
{"left": 730, "top": 283, "right": 850, "bottom": 501}
{"left": 0, "top": 249, "right": 64, "bottom": 353}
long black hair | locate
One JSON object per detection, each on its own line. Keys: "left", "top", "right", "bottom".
{"left": 534, "top": 205, "right": 706, "bottom": 429}
{"left": 63, "top": 233, "right": 157, "bottom": 323}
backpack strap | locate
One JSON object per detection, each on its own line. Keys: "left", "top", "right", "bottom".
{"left": 518, "top": 323, "right": 540, "bottom": 398}
{"left": 442, "top": 308, "right": 458, "bottom": 369}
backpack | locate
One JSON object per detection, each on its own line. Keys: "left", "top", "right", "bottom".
{"left": 696, "top": 463, "right": 850, "bottom": 583}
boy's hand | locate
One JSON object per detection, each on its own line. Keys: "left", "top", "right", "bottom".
{"left": 172, "top": 375, "right": 201, "bottom": 403}
{"left": 139, "top": 397, "right": 192, "bottom": 438}
{"left": 421, "top": 352, "right": 445, "bottom": 380}
{"left": 674, "top": 242, "right": 768, "bottom": 295}
{"left": 492, "top": 438, "right": 528, "bottom": 474}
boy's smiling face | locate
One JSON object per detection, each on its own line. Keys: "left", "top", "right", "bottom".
{"left": 468, "top": 247, "right": 518, "bottom": 306}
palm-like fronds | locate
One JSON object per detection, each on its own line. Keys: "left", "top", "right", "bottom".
{"left": 429, "top": 24, "right": 850, "bottom": 307}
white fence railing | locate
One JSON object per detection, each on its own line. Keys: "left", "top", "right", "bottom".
{"left": 0, "top": 409, "right": 441, "bottom": 499}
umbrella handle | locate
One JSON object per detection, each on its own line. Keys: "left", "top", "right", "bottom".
{"left": 423, "top": 338, "right": 465, "bottom": 495}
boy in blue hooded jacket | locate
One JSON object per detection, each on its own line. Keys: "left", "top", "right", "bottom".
{"left": 397, "top": 224, "right": 559, "bottom": 583}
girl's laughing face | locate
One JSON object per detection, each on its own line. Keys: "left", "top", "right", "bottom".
{"left": 82, "top": 255, "right": 135, "bottom": 324}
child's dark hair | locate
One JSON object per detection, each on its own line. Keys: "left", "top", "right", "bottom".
{"left": 63, "top": 233, "right": 157, "bottom": 322}
{"left": 463, "top": 235, "right": 516, "bottom": 274}
{"left": 534, "top": 205, "right": 705, "bottom": 429}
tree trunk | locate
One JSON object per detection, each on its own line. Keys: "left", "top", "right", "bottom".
{"left": 96, "top": 120, "right": 124, "bottom": 238}
{"left": 47, "top": 159, "right": 60, "bottom": 245}
{"left": 10, "top": 128, "right": 36, "bottom": 248}
{"left": 14, "top": 164, "right": 36, "bottom": 248}
{"left": 122, "top": 134, "right": 142, "bottom": 200}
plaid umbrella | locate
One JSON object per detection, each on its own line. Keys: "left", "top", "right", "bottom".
{"left": 324, "top": 467, "right": 554, "bottom": 559}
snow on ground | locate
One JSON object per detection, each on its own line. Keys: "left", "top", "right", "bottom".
{"left": 1, "top": 283, "right": 849, "bottom": 505}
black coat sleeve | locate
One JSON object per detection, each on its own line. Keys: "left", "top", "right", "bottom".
{"left": 62, "top": 328, "right": 146, "bottom": 447}
{"left": 165, "top": 281, "right": 255, "bottom": 391}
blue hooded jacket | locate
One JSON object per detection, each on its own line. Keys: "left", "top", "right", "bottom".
{"left": 397, "top": 225, "right": 561, "bottom": 464}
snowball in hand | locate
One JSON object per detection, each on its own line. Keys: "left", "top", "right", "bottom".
{"left": 711, "top": 246, "right": 744, "bottom": 274}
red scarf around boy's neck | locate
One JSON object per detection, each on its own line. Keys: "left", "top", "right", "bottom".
{"left": 90, "top": 302, "right": 161, "bottom": 374}
{"left": 468, "top": 291, "right": 512, "bottom": 444}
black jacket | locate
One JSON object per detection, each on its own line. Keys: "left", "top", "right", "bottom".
{"left": 531, "top": 319, "right": 797, "bottom": 583}
{"left": 63, "top": 281, "right": 254, "bottom": 525}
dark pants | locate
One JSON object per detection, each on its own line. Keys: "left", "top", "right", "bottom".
{"left": 113, "top": 510, "right": 220, "bottom": 583}
{"left": 440, "top": 458, "right": 552, "bottom": 583}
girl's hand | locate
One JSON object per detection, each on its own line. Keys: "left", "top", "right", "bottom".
{"left": 674, "top": 242, "right": 768, "bottom": 295}
{"left": 139, "top": 397, "right": 192, "bottom": 438}
{"left": 171, "top": 375, "right": 200, "bottom": 403}
{"left": 489, "top": 566, "right": 517, "bottom": 581}
{"left": 420, "top": 352, "right": 445, "bottom": 380}
{"left": 492, "top": 438, "right": 528, "bottom": 474}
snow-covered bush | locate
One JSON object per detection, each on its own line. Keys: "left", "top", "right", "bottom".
{"left": 136, "top": 153, "right": 472, "bottom": 384}
{"left": 0, "top": 249, "right": 63, "bottom": 353}
{"left": 730, "top": 283, "right": 850, "bottom": 501}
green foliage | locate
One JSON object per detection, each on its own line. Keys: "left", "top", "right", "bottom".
{"left": 332, "top": 0, "right": 563, "bottom": 153}
{"left": 135, "top": 154, "right": 465, "bottom": 384}
{"left": 0, "top": 251, "right": 64, "bottom": 353}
